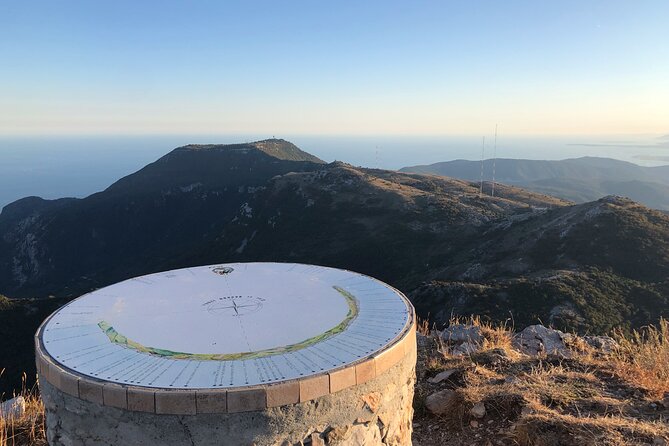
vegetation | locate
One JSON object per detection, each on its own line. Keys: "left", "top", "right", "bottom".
{"left": 414, "top": 317, "right": 669, "bottom": 446}
{"left": 612, "top": 318, "right": 669, "bottom": 398}
{"left": 413, "top": 269, "right": 669, "bottom": 334}
{"left": 0, "top": 372, "right": 45, "bottom": 446}
{"left": 0, "top": 297, "right": 67, "bottom": 397}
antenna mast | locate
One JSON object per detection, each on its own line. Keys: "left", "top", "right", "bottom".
{"left": 492, "top": 124, "right": 498, "bottom": 197}
{"left": 479, "top": 136, "right": 485, "bottom": 197}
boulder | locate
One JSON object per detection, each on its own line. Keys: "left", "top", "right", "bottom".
{"left": 428, "top": 369, "right": 457, "bottom": 384}
{"left": 425, "top": 389, "right": 461, "bottom": 416}
{"left": 0, "top": 396, "right": 26, "bottom": 419}
{"left": 441, "top": 324, "right": 483, "bottom": 344}
{"left": 452, "top": 342, "right": 479, "bottom": 356}
{"left": 470, "top": 402, "right": 486, "bottom": 419}
{"left": 513, "top": 325, "right": 570, "bottom": 357}
{"left": 583, "top": 335, "right": 618, "bottom": 353}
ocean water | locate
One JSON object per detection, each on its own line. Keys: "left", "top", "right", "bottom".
{"left": 1, "top": 134, "right": 667, "bottom": 210}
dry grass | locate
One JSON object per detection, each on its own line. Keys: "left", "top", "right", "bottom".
{"left": 442, "top": 315, "right": 518, "bottom": 358}
{"left": 416, "top": 317, "right": 432, "bottom": 336}
{"left": 413, "top": 317, "right": 669, "bottom": 446}
{"left": 0, "top": 371, "right": 46, "bottom": 446}
{"left": 611, "top": 318, "right": 669, "bottom": 398}
{"left": 515, "top": 411, "right": 669, "bottom": 446}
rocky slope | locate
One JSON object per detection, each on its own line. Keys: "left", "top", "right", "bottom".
{"left": 412, "top": 196, "right": 669, "bottom": 333}
{"left": 183, "top": 163, "right": 568, "bottom": 290}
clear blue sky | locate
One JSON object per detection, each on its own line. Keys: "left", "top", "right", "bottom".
{"left": 1, "top": 1, "right": 668, "bottom": 136}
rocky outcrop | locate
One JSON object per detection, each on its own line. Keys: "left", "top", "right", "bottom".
{"left": 513, "top": 325, "right": 572, "bottom": 356}
{"left": 441, "top": 325, "right": 483, "bottom": 344}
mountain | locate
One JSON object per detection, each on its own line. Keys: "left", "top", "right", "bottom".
{"left": 0, "top": 139, "right": 324, "bottom": 298}
{"left": 400, "top": 157, "right": 669, "bottom": 211}
{"left": 1, "top": 140, "right": 668, "bottom": 395}
{"left": 411, "top": 196, "right": 669, "bottom": 333}
{"left": 177, "top": 164, "right": 567, "bottom": 290}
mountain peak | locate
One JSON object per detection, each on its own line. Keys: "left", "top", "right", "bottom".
{"left": 174, "top": 139, "right": 324, "bottom": 164}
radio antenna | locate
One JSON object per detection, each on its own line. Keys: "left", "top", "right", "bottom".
{"left": 492, "top": 124, "right": 498, "bottom": 197}
{"left": 479, "top": 136, "right": 485, "bottom": 197}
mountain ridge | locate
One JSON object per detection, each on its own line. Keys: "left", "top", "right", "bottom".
{"left": 400, "top": 156, "right": 669, "bottom": 210}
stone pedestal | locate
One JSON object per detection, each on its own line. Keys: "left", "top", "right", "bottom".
{"left": 36, "top": 263, "right": 417, "bottom": 446}
{"left": 38, "top": 327, "right": 416, "bottom": 446}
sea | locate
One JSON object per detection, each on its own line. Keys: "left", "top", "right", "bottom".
{"left": 1, "top": 134, "right": 667, "bottom": 210}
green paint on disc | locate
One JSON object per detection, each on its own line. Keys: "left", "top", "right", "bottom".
{"left": 98, "top": 285, "right": 359, "bottom": 361}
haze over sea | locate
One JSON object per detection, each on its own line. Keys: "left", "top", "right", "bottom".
{"left": 1, "top": 133, "right": 668, "bottom": 210}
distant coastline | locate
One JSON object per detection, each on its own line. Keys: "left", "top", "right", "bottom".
{"left": 1, "top": 134, "right": 667, "bottom": 209}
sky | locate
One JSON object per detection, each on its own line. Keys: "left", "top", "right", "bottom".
{"left": 1, "top": 1, "right": 668, "bottom": 136}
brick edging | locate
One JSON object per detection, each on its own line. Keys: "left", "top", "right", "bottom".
{"left": 36, "top": 314, "right": 416, "bottom": 415}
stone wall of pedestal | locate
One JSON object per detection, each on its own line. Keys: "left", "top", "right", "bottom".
{"left": 37, "top": 324, "right": 416, "bottom": 446}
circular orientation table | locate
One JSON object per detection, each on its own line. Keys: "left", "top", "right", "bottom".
{"left": 36, "top": 263, "right": 416, "bottom": 446}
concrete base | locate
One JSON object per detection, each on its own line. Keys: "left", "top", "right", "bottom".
{"left": 41, "top": 346, "right": 416, "bottom": 446}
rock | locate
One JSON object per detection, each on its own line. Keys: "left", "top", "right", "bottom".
{"left": 452, "top": 342, "right": 479, "bottom": 356}
{"left": 583, "top": 335, "right": 618, "bottom": 353}
{"left": 425, "top": 389, "right": 460, "bottom": 416}
{"left": 428, "top": 369, "right": 457, "bottom": 384}
{"left": 521, "top": 406, "right": 533, "bottom": 416}
{"left": 653, "top": 436, "right": 667, "bottom": 446}
{"left": 442, "top": 324, "right": 483, "bottom": 344}
{"left": 471, "top": 348, "right": 510, "bottom": 367}
{"left": 470, "top": 402, "right": 486, "bottom": 419}
{"left": 362, "top": 392, "right": 381, "bottom": 412}
{"left": 326, "top": 425, "right": 351, "bottom": 444}
{"left": 310, "top": 433, "right": 326, "bottom": 446}
{"left": 417, "top": 333, "right": 432, "bottom": 349}
{"left": 0, "top": 396, "right": 26, "bottom": 419}
{"left": 470, "top": 420, "right": 479, "bottom": 428}
{"left": 513, "top": 325, "right": 570, "bottom": 357}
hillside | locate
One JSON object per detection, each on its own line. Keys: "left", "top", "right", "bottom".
{"left": 412, "top": 196, "right": 669, "bottom": 333}
{"left": 183, "top": 164, "right": 568, "bottom": 289}
{"left": 400, "top": 157, "right": 669, "bottom": 211}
